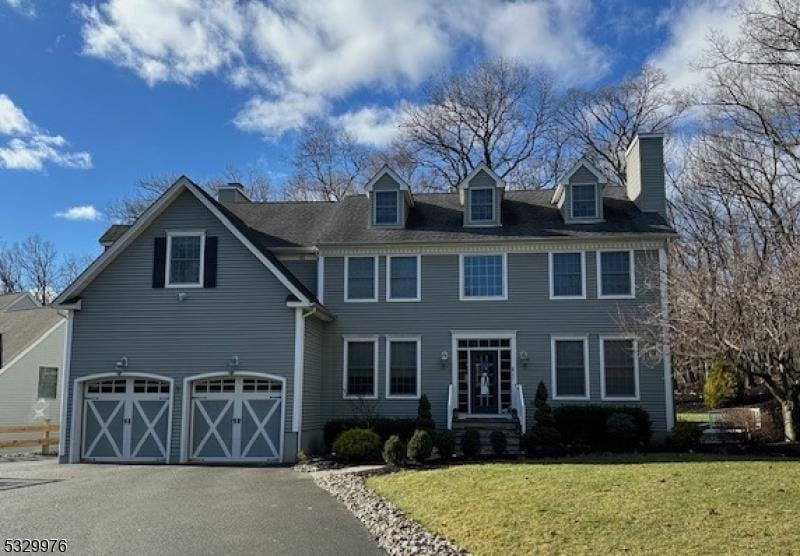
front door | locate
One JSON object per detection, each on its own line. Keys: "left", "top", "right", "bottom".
{"left": 470, "top": 350, "right": 499, "bottom": 414}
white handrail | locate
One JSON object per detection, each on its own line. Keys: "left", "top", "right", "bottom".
{"left": 447, "top": 383, "right": 454, "bottom": 430}
{"left": 513, "top": 384, "right": 527, "bottom": 434}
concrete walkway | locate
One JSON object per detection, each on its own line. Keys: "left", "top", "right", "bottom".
{"left": 0, "top": 459, "right": 383, "bottom": 556}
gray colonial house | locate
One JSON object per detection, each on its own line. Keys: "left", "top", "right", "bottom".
{"left": 54, "top": 133, "right": 675, "bottom": 464}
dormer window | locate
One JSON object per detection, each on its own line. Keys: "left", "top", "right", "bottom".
{"left": 374, "top": 190, "right": 399, "bottom": 225}
{"left": 571, "top": 184, "right": 597, "bottom": 219}
{"left": 470, "top": 189, "right": 494, "bottom": 222}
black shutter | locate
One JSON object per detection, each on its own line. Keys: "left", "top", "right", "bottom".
{"left": 152, "top": 237, "right": 167, "bottom": 288}
{"left": 203, "top": 236, "right": 218, "bottom": 288}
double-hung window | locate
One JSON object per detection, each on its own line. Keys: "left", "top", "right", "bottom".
{"left": 600, "top": 337, "right": 639, "bottom": 400}
{"left": 460, "top": 254, "right": 506, "bottom": 300}
{"left": 374, "top": 191, "right": 399, "bottom": 225}
{"left": 387, "top": 255, "right": 420, "bottom": 301}
{"left": 551, "top": 337, "right": 589, "bottom": 399}
{"left": 571, "top": 184, "right": 597, "bottom": 219}
{"left": 470, "top": 189, "right": 494, "bottom": 222}
{"left": 386, "top": 337, "right": 421, "bottom": 399}
{"left": 166, "top": 231, "right": 205, "bottom": 287}
{"left": 37, "top": 366, "right": 58, "bottom": 400}
{"left": 550, "top": 252, "right": 585, "bottom": 298}
{"left": 598, "top": 250, "right": 634, "bottom": 298}
{"left": 343, "top": 337, "right": 378, "bottom": 398}
{"left": 345, "top": 256, "right": 377, "bottom": 302}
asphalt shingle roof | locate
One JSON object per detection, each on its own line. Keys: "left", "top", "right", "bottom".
{"left": 224, "top": 186, "right": 674, "bottom": 247}
{"left": 0, "top": 307, "right": 63, "bottom": 368}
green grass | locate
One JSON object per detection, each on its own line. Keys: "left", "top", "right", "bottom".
{"left": 368, "top": 455, "right": 800, "bottom": 555}
{"left": 678, "top": 412, "right": 710, "bottom": 423}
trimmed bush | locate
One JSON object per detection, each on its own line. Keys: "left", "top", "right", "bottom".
{"left": 606, "top": 413, "right": 638, "bottom": 451}
{"left": 533, "top": 381, "right": 556, "bottom": 428}
{"left": 461, "top": 428, "right": 481, "bottom": 458}
{"left": 434, "top": 430, "right": 456, "bottom": 459}
{"left": 704, "top": 361, "right": 743, "bottom": 409}
{"left": 521, "top": 426, "right": 563, "bottom": 456}
{"left": 407, "top": 429, "right": 434, "bottom": 463}
{"left": 332, "top": 428, "right": 381, "bottom": 463}
{"left": 416, "top": 395, "right": 435, "bottom": 431}
{"left": 382, "top": 435, "right": 406, "bottom": 466}
{"left": 553, "top": 405, "right": 652, "bottom": 450}
{"left": 669, "top": 421, "right": 703, "bottom": 451}
{"left": 324, "top": 418, "right": 417, "bottom": 452}
{"left": 490, "top": 430, "right": 507, "bottom": 456}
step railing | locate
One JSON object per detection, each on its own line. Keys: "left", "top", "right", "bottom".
{"left": 512, "top": 384, "right": 527, "bottom": 434}
{"left": 447, "top": 383, "right": 454, "bottom": 430}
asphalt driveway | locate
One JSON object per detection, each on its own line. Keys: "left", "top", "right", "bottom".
{"left": 0, "top": 459, "right": 382, "bottom": 556}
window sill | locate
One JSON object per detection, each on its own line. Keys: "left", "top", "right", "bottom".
{"left": 344, "top": 298, "right": 378, "bottom": 303}
{"left": 549, "top": 295, "right": 586, "bottom": 300}
{"left": 385, "top": 394, "right": 420, "bottom": 400}
{"left": 386, "top": 297, "right": 421, "bottom": 303}
{"left": 598, "top": 294, "right": 636, "bottom": 300}
{"left": 601, "top": 395, "right": 640, "bottom": 402}
{"left": 165, "top": 283, "right": 203, "bottom": 289}
{"left": 343, "top": 394, "right": 378, "bottom": 400}
{"left": 553, "top": 395, "right": 590, "bottom": 401}
{"left": 459, "top": 296, "right": 508, "bottom": 301}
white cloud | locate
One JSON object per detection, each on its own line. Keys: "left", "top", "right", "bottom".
{"left": 75, "top": 0, "right": 611, "bottom": 137}
{"left": 481, "top": 0, "right": 610, "bottom": 85}
{"left": 3, "top": 0, "right": 36, "bottom": 18}
{"left": 0, "top": 94, "right": 92, "bottom": 171}
{"left": 650, "top": 0, "right": 744, "bottom": 91}
{"left": 233, "top": 93, "right": 328, "bottom": 137}
{"left": 332, "top": 106, "right": 403, "bottom": 147}
{"left": 54, "top": 205, "right": 102, "bottom": 221}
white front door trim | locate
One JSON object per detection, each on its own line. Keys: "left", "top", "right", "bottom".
{"left": 450, "top": 331, "right": 517, "bottom": 416}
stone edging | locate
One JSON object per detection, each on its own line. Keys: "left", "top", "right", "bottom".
{"left": 310, "top": 467, "right": 468, "bottom": 556}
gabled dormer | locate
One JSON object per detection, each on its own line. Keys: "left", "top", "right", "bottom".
{"left": 365, "top": 165, "right": 414, "bottom": 229}
{"left": 458, "top": 164, "right": 505, "bottom": 227}
{"left": 551, "top": 159, "right": 607, "bottom": 224}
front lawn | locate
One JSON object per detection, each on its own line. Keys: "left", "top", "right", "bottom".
{"left": 368, "top": 455, "right": 800, "bottom": 555}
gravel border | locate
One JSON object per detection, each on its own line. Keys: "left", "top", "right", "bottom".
{"left": 311, "top": 467, "right": 468, "bottom": 556}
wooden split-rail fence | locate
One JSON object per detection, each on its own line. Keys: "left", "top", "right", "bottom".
{"left": 0, "top": 419, "right": 59, "bottom": 455}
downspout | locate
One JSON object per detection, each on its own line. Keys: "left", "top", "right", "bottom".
{"left": 293, "top": 306, "right": 317, "bottom": 457}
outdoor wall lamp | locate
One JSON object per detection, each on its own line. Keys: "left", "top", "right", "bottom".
{"left": 519, "top": 351, "right": 529, "bottom": 367}
{"left": 114, "top": 356, "right": 128, "bottom": 374}
{"left": 228, "top": 356, "right": 240, "bottom": 374}
{"left": 440, "top": 351, "right": 449, "bottom": 368}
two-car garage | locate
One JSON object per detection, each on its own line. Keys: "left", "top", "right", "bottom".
{"left": 75, "top": 373, "right": 285, "bottom": 464}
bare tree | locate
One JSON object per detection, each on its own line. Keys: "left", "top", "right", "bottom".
{"left": 59, "top": 253, "right": 94, "bottom": 290}
{"left": 285, "top": 119, "right": 369, "bottom": 201}
{"left": 15, "top": 235, "right": 60, "bottom": 304}
{"left": 0, "top": 241, "right": 23, "bottom": 294}
{"left": 108, "top": 167, "right": 276, "bottom": 223}
{"left": 559, "top": 65, "right": 687, "bottom": 183}
{"left": 399, "top": 58, "right": 557, "bottom": 189}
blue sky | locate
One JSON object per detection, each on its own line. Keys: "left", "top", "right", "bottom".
{"left": 0, "top": 0, "right": 740, "bottom": 259}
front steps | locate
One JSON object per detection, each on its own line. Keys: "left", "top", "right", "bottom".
{"left": 452, "top": 416, "right": 522, "bottom": 455}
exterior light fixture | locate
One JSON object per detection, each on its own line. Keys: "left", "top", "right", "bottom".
{"left": 440, "top": 351, "right": 449, "bottom": 368}
{"left": 229, "top": 356, "right": 240, "bottom": 374}
{"left": 519, "top": 351, "right": 529, "bottom": 367}
{"left": 114, "top": 356, "right": 128, "bottom": 374}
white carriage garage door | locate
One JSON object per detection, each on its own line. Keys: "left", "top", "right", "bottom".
{"left": 82, "top": 378, "right": 171, "bottom": 463}
{"left": 189, "top": 377, "right": 283, "bottom": 463}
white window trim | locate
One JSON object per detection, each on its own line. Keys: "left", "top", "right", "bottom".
{"left": 469, "top": 187, "right": 496, "bottom": 224}
{"left": 374, "top": 190, "right": 401, "bottom": 226}
{"left": 385, "top": 336, "right": 422, "bottom": 400}
{"left": 342, "top": 335, "right": 379, "bottom": 400}
{"left": 344, "top": 255, "right": 379, "bottom": 303}
{"left": 596, "top": 249, "right": 636, "bottom": 299}
{"left": 459, "top": 253, "right": 508, "bottom": 301}
{"left": 549, "top": 251, "right": 586, "bottom": 300}
{"left": 165, "top": 230, "right": 206, "bottom": 288}
{"left": 570, "top": 182, "right": 598, "bottom": 220}
{"left": 386, "top": 255, "right": 421, "bottom": 302}
{"left": 550, "top": 335, "right": 590, "bottom": 401}
{"left": 599, "top": 335, "right": 640, "bottom": 401}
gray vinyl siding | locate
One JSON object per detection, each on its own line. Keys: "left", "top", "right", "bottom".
{"left": 626, "top": 136, "right": 666, "bottom": 217}
{"left": 301, "top": 316, "right": 325, "bottom": 454}
{"left": 320, "top": 249, "right": 669, "bottom": 439}
{"left": 64, "top": 190, "right": 297, "bottom": 462}
{"left": 281, "top": 259, "right": 318, "bottom": 296}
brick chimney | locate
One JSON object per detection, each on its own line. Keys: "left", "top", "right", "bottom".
{"left": 625, "top": 134, "right": 666, "bottom": 218}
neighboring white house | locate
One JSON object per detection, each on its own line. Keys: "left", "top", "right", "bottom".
{"left": 0, "top": 293, "right": 66, "bottom": 449}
